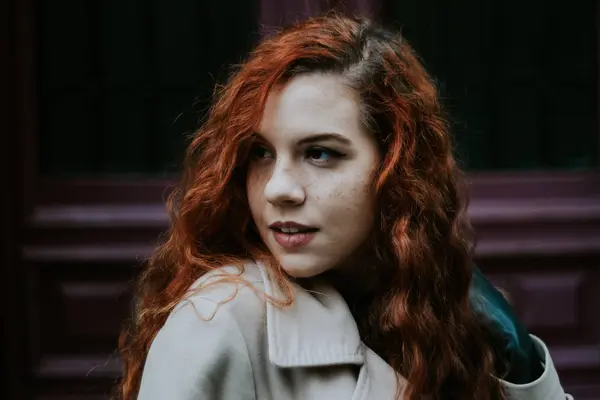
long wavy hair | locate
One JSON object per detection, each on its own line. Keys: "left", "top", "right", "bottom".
{"left": 116, "top": 14, "right": 503, "bottom": 399}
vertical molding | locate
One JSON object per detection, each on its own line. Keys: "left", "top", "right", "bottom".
{"left": 0, "top": 0, "right": 16, "bottom": 397}
{"left": 16, "top": 0, "right": 38, "bottom": 382}
{"left": 2, "top": 0, "right": 35, "bottom": 398}
{"left": 597, "top": 0, "right": 600, "bottom": 168}
{"left": 15, "top": 0, "right": 37, "bottom": 216}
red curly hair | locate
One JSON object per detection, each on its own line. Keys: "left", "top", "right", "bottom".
{"left": 116, "top": 14, "right": 503, "bottom": 399}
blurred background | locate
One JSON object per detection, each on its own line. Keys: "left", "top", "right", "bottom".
{"left": 2, "top": 0, "right": 599, "bottom": 399}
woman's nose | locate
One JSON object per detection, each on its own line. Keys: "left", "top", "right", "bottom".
{"left": 264, "top": 163, "right": 306, "bottom": 207}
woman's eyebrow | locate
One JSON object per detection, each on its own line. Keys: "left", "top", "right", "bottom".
{"left": 297, "top": 133, "right": 352, "bottom": 146}
{"left": 250, "top": 132, "right": 269, "bottom": 143}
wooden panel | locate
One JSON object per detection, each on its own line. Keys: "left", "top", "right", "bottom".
{"left": 26, "top": 261, "right": 133, "bottom": 400}
{"left": 470, "top": 174, "right": 600, "bottom": 397}
{"left": 478, "top": 257, "right": 600, "bottom": 398}
{"left": 29, "top": 264, "right": 134, "bottom": 364}
{"left": 520, "top": 272, "right": 583, "bottom": 331}
{"left": 16, "top": 174, "right": 600, "bottom": 398}
{"left": 20, "top": 194, "right": 162, "bottom": 398}
{"left": 60, "top": 281, "right": 130, "bottom": 340}
{"left": 481, "top": 264, "right": 600, "bottom": 343}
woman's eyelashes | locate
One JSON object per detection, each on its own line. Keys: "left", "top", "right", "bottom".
{"left": 250, "top": 144, "right": 274, "bottom": 161}
{"left": 249, "top": 144, "right": 346, "bottom": 167}
{"left": 304, "top": 146, "right": 346, "bottom": 166}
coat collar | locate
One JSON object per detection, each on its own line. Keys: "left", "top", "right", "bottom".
{"left": 254, "top": 261, "right": 408, "bottom": 399}
{"left": 255, "top": 261, "right": 366, "bottom": 368}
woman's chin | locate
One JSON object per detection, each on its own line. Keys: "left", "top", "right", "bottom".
{"left": 276, "top": 254, "right": 334, "bottom": 279}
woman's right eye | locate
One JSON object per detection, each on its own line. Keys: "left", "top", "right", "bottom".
{"left": 250, "top": 145, "right": 274, "bottom": 161}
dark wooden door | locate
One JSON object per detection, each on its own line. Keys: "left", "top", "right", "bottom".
{"left": 3, "top": 0, "right": 600, "bottom": 399}
{"left": 5, "top": 1, "right": 260, "bottom": 399}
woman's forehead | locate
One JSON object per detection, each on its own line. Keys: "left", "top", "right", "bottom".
{"left": 258, "top": 74, "right": 364, "bottom": 143}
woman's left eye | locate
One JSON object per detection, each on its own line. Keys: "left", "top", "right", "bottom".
{"left": 305, "top": 147, "right": 344, "bottom": 164}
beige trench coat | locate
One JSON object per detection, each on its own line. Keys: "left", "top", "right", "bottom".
{"left": 138, "top": 261, "right": 573, "bottom": 399}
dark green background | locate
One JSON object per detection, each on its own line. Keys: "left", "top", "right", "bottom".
{"left": 38, "top": 0, "right": 597, "bottom": 176}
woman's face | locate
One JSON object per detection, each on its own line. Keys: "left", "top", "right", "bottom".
{"left": 246, "top": 73, "right": 381, "bottom": 278}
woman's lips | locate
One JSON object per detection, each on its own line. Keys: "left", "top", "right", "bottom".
{"left": 271, "top": 229, "right": 316, "bottom": 249}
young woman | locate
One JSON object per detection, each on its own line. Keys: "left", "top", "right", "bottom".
{"left": 116, "top": 15, "right": 572, "bottom": 399}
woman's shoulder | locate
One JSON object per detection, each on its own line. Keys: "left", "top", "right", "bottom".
{"left": 499, "top": 335, "right": 573, "bottom": 400}
{"left": 144, "top": 261, "right": 268, "bottom": 365}
{"left": 168, "top": 260, "right": 267, "bottom": 330}
{"left": 138, "top": 261, "right": 263, "bottom": 399}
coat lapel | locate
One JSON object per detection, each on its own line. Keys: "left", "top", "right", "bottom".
{"left": 352, "top": 347, "right": 407, "bottom": 400}
{"left": 256, "top": 261, "right": 407, "bottom": 399}
{"left": 258, "top": 262, "right": 365, "bottom": 368}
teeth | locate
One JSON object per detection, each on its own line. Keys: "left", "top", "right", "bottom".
{"left": 280, "top": 227, "right": 300, "bottom": 234}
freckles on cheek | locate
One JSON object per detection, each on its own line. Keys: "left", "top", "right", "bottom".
{"left": 324, "top": 173, "right": 371, "bottom": 202}
{"left": 346, "top": 178, "right": 377, "bottom": 213}
{"left": 324, "top": 182, "right": 342, "bottom": 201}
